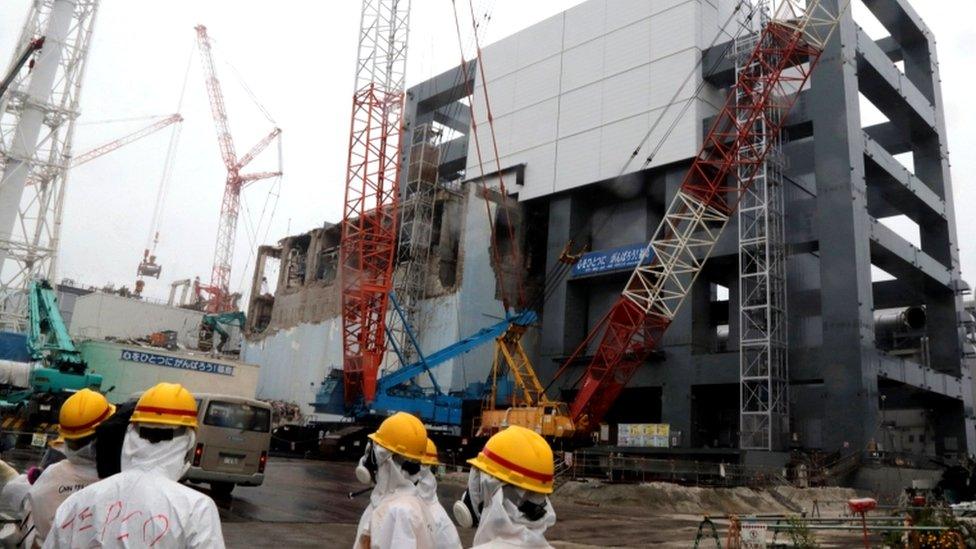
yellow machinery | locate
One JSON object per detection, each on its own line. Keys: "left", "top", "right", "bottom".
{"left": 478, "top": 323, "right": 575, "bottom": 439}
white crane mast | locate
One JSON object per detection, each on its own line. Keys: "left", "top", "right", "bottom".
{"left": 0, "top": 0, "right": 100, "bottom": 330}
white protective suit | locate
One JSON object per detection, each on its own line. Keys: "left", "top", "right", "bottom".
{"left": 44, "top": 425, "right": 225, "bottom": 549}
{"left": 24, "top": 441, "right": 100, "bottom": 545}
{"left": 465, "top": 469, "right": 556, "bottom": 549}
{"left": 413, "top": 467, "right": 461, "bottom": 548}
{"left": 354, "top": 444, "right": 435, "bottom": 549}
{"left": 0, "top": 459, "right": 27, "bottom": 514}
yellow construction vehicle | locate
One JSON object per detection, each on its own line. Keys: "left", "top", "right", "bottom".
{"left": 477, "top": 323, "right": 575, "bottom": 439}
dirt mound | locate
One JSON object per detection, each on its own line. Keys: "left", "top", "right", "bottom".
{"left": 556, "top": 481, "right": 857, "bottom": 516}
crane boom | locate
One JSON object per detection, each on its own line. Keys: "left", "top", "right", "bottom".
{"left": 71, "top": 114, "right": 183, "bottom": 168}
{"left": 565, "top": 0, "right": 842, "bottom": 430}
{"left": 0, "top": 37, "right": 44, "bottom": 100}
{"left": 195, "top": 24, "right": 281, "bottom": 313}
{"left": 339, "top": 0, "right": 411, "bottom": 405}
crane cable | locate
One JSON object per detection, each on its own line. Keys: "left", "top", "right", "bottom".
{"left": 143, "top": 42, "right": 194, "bottom": 258}
{"left": 451, "top": 0, "right": 526, "bottom": 315}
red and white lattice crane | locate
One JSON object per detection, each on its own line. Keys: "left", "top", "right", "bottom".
{"left": 339, "top": 0, "right": 411, "bottom": 405}
{"left": 70, "top": 114, "right": 183, "bottom": 168}
{"left": 195, "top": 24, "right": 282, "bottom": 313}
{"left": 562, "top": 0, "right": 842, "bottom": 431}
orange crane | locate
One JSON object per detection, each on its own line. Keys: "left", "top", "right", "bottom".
{"left": 194, "top": 25, "right": 282, "bottom": 313}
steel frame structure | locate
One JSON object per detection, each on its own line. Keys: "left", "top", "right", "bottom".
{"left": 195, "top": 25, "right": 281, "bottom": 313}
{"left": 386, "top": 122, "right": 441, "bottom": 367}
{"left": 0, "top": 0, "right": 100, "bottom": 331}
{"left": 340, "top": 0, "right": 411, "bottom": 404}
{"left": 566, "top": 0, "right": 841, "bottom": 430}
{"left": 736, "top": 5, "right": 790, "bottom": 451}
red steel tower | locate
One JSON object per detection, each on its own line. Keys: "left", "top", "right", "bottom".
{"left": 339, "top": 0, "right": 411, "bottom": 404}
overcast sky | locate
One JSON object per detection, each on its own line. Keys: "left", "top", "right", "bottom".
{"left": 0, "top": 1, "right": 973, "bottom": 303}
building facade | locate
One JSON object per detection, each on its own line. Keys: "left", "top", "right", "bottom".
{"left": 245, "top": 0, "right": 974, "bottom": 459}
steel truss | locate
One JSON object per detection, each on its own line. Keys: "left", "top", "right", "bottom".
{"left": 340, "top": 0, "right": 411, "bottom": 404}
{"left": 567, "top": 0, "right": 840, "bottom": 430}
{"left": 387, "top": 122, "right": 441, "bottom": 367}
{"left": 736, "top": 4, "right": 789, "bottom": 451}
{"left": 0, "top": 0, "right": 100, "bottom": 331}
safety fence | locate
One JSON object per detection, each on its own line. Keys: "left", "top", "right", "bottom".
{"left": 564, "top": 451, "right": 791, "bottom": 487}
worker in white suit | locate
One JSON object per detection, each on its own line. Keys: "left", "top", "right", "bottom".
{"left": 353, "top": 412, "right": 435, "bottom": 549}
{"left": 45, "top": 382, "right": 225, "bottom": 548}
{"left": 453, "top": 426, "right": 557, "bottom": 548}
{"left": 413, "top": 439, "right": 461, "bottom": 548}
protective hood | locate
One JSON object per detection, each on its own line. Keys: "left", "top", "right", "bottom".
{"left": 413, "top": 467, "right": 438, "bottom": 504}
{"left": 63, "top": 440, "right": 96, "bottom": 466}
{"left": 366, "top": 444, "right": 417, "bottom": 508}
{"left": 120, "top": 424, "right": 195, "bottom": 481}
{"left": 470, "top": 470, "right": 556, "bottom": 548}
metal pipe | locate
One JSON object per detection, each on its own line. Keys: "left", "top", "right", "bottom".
{"left": 874, "top": 306, "right": 926, "bottom": 334}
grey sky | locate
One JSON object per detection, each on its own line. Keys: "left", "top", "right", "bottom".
{"left": 0, "top": 1, "right": 973, "bottom": 302}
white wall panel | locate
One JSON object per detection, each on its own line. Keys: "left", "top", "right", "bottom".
{"left": 604, "top": 20, "right": 652, "bottom": 77}
{"left": 599, "top": 112, "right": 651, "bottom": 179}
{"left": 563, "top": 0, "right": 606, "bottom": 49}
{"left": 560, "top": 38, "right": 605, "bottom": 92}
{"left": 649, "top": 2, "right": 698, "bottom": 59}
{"left": 605, "top": 0, "right": 656, "bottom": 33}
{"left": 554, "top": 127, "right": 601, "bottom": 193}
{"left": 471, "top": 71, "right": 517, "bottom": 122}
{"left": 516, "top": 14, "right": 564, "bottom": 70}
{"left": 601, "top": 64, "right": 651, "bottom": 123}
{"left": 558, "top": 81, "right": 603, "bottom": 138}
{"left": 647, "top": 49, "right": 700, "bottom": 109}
{"left": 509, "top": 98, "right": 559, "bottom": 154}
{"left": 480, "top": 34, "right": 519, "bottom": 82}
{"left": 513, "top": 55, "right": 562, "bottom": 111}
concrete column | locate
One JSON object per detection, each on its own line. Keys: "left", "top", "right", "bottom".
{"left": 809, "top": 6, "right": 879, "bottom": 453}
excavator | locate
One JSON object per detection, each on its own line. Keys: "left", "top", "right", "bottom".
{"left": 0, "top": 280, "right": 105, "bottom": 428}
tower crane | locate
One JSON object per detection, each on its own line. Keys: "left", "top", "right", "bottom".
{"left": 194, "top": 25, "right": 282, "bottom": 313}
{"left": 556, "top": 0, "right": 842, "bottom": 434}
{"left": 339, "top": 0, "right": 411, "bottom": 405}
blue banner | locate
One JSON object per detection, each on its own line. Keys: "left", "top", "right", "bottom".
{"left": 120, "top": 349, "right": 235, "bottom": 376}
{"left": 571, "top": 243, "right": 653, "bottom": 278}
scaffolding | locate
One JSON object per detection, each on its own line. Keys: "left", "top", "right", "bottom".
{"left": 387, "top": 122, "right": 442, "bottom": 366}
{"left": 737, "top": 5, "right": 789, "bottom": 451}
{"left": 0, "top": 0, "right": 100, "bottom": 331}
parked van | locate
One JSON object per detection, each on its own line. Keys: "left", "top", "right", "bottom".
{"left": 186, "top": 393, "right": 272, "bottom": 496}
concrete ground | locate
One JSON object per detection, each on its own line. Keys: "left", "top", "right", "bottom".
{"left": 216, "top": 457, "right": 869, "bottom": 548}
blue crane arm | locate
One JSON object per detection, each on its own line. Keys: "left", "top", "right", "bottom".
{"left": 377, "top": 309, "right": 538, "bottom": 393}
{"left": 27, "top": 280, "right": 86, "bottom": 373}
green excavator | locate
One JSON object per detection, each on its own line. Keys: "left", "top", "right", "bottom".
{"left": 1, "top": 280, "right": 104, "bottom": 426}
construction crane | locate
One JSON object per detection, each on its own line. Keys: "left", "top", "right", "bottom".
{"left": 0, "top": 37, "right": 44, "bottom": 100}
{"left": 0, "top": 0, "right": 100, "bottom": 331}
{"left": 70, "top": 114, "right": 183, "bottom": 168}
{"left": 194, "top": 24, "right": 282, "bottom": 313}
{"left": 557, "top": 0, "right": 842, "bottom": 434}
{"left": 339, "top": 0, "right": 411, "bottom": 405}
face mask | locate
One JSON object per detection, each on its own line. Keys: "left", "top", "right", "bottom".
{"left": 63, "top": 441, "right": 97, "bottom": 465}
{"left": 510, "top": 486, "right": 549, "bottom": 521}
{"left": 453, "top": 468, "right": 495, "bottom": 528}
{"left": 355, "top": 442, "right": 379, "bottom": 485}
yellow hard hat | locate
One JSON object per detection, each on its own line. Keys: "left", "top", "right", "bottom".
{"left": 367, "top": 412, "right": 427, "bottom": 462}
{"left": 130, "top": 382, "right": 198, "bottom": 429}
{"left": 59, "top": 389, "right": 116, "bottom": 440}
{"left": 421, "top": 438, "right": 440, "bottom": 466}
{"left": 468, "top": 425, "right": 554, "bottom": 494}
